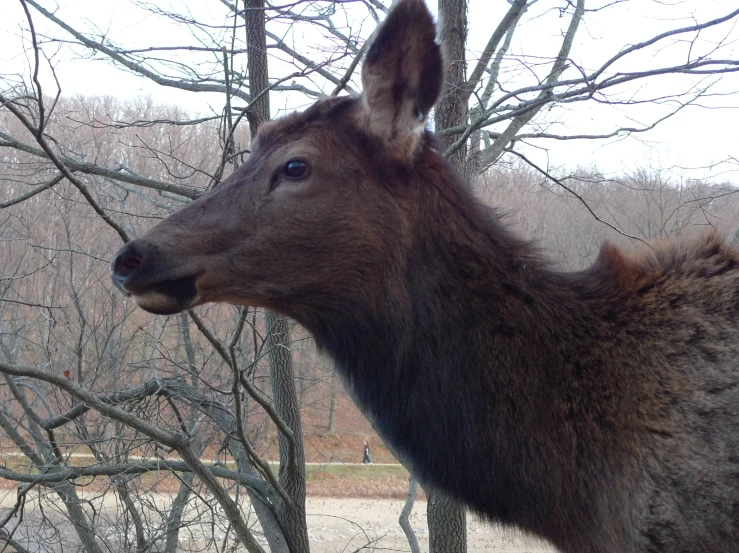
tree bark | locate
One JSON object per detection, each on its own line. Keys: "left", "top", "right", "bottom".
{"left": 245, "top": 0, "right": 271, "bottom": 133}
{"left": 436, "top": 0, "right": 469, "bottom": 170}
{"left": 164, "top": 472, "right": 196, "bottom": 553}
{"left": 427, "top": 487, "right": 468, "bottom": 553}
{"left": 399, "top": 476, "right": 421, "bottom": 553}
{"left": 265, "top": 312, "right": 310, "bottom": 553}
{"left": 55, "top": 483, "right": 106, "bottom": 553}
{"left": 327, "top": 374, "right": 337, "bottom": 432}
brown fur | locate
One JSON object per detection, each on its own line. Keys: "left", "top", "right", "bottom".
{"left": 111, "top": 1, "right": 739, "bottom": 551}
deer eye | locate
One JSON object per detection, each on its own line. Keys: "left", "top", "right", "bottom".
{"left": 283, "top": 159, "right": 310, "bottom": 180}
{"left": 270, "top": 158, "right": 311, "bottom": 191}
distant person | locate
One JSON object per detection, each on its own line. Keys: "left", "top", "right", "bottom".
{"left": 362, "top": 440, "right": 372, "bottom": 464}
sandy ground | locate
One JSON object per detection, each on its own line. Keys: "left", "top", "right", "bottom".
{"left": 0, "top": 490, "right": 556, "bottom": 552}
{"left": 305, "top": 498, "right": 555, "bottom": 553}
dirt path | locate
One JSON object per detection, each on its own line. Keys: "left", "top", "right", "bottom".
{"left": 305, "top": 498, "right": 555, "bottom": 553}
{"left": 0, "top": 490, "right": 555, "bottom": 552}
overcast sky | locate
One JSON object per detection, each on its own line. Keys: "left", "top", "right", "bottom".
{"left": 2, "top": 0, "right": 738, "bottom": 183}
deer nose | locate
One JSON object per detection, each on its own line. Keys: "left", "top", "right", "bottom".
{"left": 111, "top": 243, "right": 143, "bottom": 291}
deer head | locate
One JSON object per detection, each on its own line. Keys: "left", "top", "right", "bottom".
{"left": 110, "top": 0, "right": 443, "bottom": 324}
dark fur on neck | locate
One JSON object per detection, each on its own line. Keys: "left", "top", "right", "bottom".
{"left": 297, "top": 147, "right": 614, "bottom": 545}
{"left": 291, "top": 137, "right": 739, "bottom": 553}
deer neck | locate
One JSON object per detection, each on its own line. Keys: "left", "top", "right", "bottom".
{"left": 300, "top": 171, "right": 596, "bottom": 491}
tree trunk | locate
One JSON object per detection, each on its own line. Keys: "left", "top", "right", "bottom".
{"left": 265, "top": 312, "right": 310, "bottom": 553}
{"left": 424, "top": 2, "right": 469, "bottom": 552}
{"left": 327, "top": 373, "right": 337, "bottom": 432}
{"left": 436, "top": 0, "right": 469, "bottom": 170}
{"left": 245, "top": 0, "right": 270, "bottom": 133}
{"left": 55, "top": 483, "right": 106, "bottom": 553}
{"left": 427, "top": 487, "right": 468, "bottom": 553}
{"left": 164, "top": 472, "right": 196, "bottom": 553}
{"left": 399, "top": 476, "right": 421, "bottom": 553}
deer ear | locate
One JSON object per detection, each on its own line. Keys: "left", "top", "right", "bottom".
{"left": 360, "top": 0, "right": 443, "bottom": 159}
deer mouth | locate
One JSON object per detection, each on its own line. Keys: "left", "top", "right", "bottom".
{"left": 127, "top": 275, "right": 201, "bottom": 315}
{"left": 110, "top": 241, "right": 207, "bottom": 314}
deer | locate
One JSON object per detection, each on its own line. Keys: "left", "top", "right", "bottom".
{"left": 110, "top": 0, "right": 739, "bottom": 551}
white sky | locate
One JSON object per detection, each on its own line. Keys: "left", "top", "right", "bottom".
{"left": 1, "top": 0, "right": 738, "bottom": 183}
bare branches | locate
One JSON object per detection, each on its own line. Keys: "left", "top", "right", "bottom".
{"left": 40, "top": 376, "right": 181, "bottom": 430}
{"left": 590, "top": 6, "right": 739, "bottom": 85}
{"left": 445, "top": 0, "right": 585, "bottom": 162}
{"left": 0, "top": 172, "right": 65, "bottom": 208}
{"left": 2, "top": 96, "right": 130, "bottom": 242}
{"left": 506, "top": 149, "right": 650, "bottom": 245}
{"left": 0, "top": 358, "right": 276, "bottom": 553}
{"left": 0, "top": 132, "right": 202, "bottom": 199}
{"left": 187, "top": 310, "right": 297, "bottom": 447}
{"left": 0, "top": 360, "right": 184, "bottom": 446}
{"left": 23, "top": 0, "right": 253, "bottom": 101}
{"left": 464, "top": 0, "right": 528, "bottom": 103}
{"left": 1, "top": 1, "right": 384, "bottom": 551}
{"left": 2, "top": 4, "right": 131, "bottom": 242}
{"left": 0, "top": 459, "right": 271, "bottom": 490}
{"left": 330, "top": 38, "right": 369, "bottom": 97}
{"left": 438, "top": 1, "right": 739, "bottom": 180}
